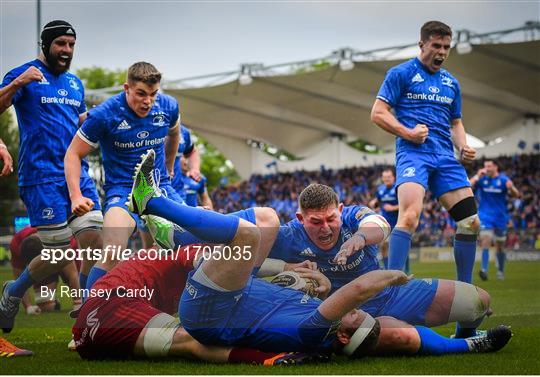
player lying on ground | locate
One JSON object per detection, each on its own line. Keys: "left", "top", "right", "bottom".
{"left": 470, "top": 159, "right": 521, "bottom": 281}
{"left": 72, "top": 243, "right": 328, "bottom": 365}
{"left": 264, "top": 183, "right": 494, "bottom": 337}
{"left": 126, "top": 150, "right": 512, "bottom": 358}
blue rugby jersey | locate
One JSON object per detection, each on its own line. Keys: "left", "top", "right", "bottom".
{"left": 171, "top": 125, "right": 195, "bottom": 194}
{"left": 269, "top": 205, "right": 381, "bottom": 293}
{"left": 476, "top": 174, "right": 510, "bottom": 224}
{"left": 181, "top": 174, "right": 207, "bottom": 206}
{"left": 376, "top": 183, "right": 398, "bottom": 227}
{"left": 77, "top": 91, "right": 179, "bottom": 190}
{"left": 376, "top": 57, "right": 462, "bottom": 156}
{"left": 1, "top": 59, "right": 89, "bottom": 186}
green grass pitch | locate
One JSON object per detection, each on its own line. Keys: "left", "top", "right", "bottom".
{"left": 1, "top": 261, "right": 539, "bottom": 374}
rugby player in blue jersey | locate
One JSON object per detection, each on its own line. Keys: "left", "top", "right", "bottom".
{"left": 177, "top": 156, "right": 213, "bottom": 209}
{"left": 171, "top": 125, "right": 203, "bottom": 196}
{"left": 0, "top": 21, "right": 103, "bottom": 333}
{"left": 371, "top": 21, "right": 479, "bottom": 337}
{"left": 65, "top": 63, "right": 277, "bottom": 290}
{"left": 125, "top": 152, "right": 512, "bottom": 358}
{"left": 64, "top": 62, "right": 183, "bottom": 289}
{"left": 369, "top": 168, "right": 403, "bottom": 270}
{"left": 263, "top": 183, "right": 493, "bottom": 342}
{"left": 470, "top": 159, "right": 520, "bottom": 281}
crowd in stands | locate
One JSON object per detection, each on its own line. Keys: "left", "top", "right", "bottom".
{"left": 211, "top": 153, "right": 540, "bottom": 249}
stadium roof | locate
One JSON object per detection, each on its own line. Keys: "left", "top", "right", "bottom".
{"left": 164, "top": 39, "right": 539, "bottom": 157}
{"left": 86, "top": 23, "right": 540, "bottom": 177}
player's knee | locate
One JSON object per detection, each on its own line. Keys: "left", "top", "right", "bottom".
{"left": 254, "top": 207, "right": 280, "bottom": 228}
{"left": 37, "top": 223, "right": 73, "bottom": 249}
{"left": 449, "top": 197, "right": 479, "bottom": 239}
{"left": 143, "top": 313, "right": 179, "bottom": 358}
{"left": 70, "top": 210, "right": 103, "bottom": 235}
{"left": 399, "top": 210, "right": 420, "bottom": 232}
{"left": 235, "top": 219, "right": 261, "bottom": 247}
{"left": 449, "top": 281, "right": 489, "bottom": 323}
{"left": 477, "top": 287, "right": 492, "bottom": 314}
{"left": 77, "top": 229, "right": 103, "bottom": 251}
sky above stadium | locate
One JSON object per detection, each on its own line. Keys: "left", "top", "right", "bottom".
{"left": 1, "top": 1, "right": 538, "bottom": 82}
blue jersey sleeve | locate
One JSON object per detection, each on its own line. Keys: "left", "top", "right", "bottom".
{"left": 169, "top": 100, "right": 180, "bottom": 129}
{"left": 376, "top": 67, "right": 405, "bottom": 108}
{"left": 181, "top": 126, "right": 195, "bottom": 156}
{"left": 268, "top": 225, "right": 295, "bottom": 261}
{"left": 375, "top": 186, "right": 383, "bottom": 202}
{"left": 1, "top": 67, "right": 25, "bottom": 104}
{"left": 450, "top": 80, "right": 462, "bottom": 120}
{"left": 342, "top": 205, "right": 377, "bottom": 231}
{"left": 198, "top": 176, "right": 207, "bottom": 194}
{"left": 78, "top": 78, "right": 87, "bottom": 114}
{"left": 78, "top": 111, "right": 106, "bottom": 148}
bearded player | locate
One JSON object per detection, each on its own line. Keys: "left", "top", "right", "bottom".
{"left": 0, "top": 20, "right": 103, "bottom": 333}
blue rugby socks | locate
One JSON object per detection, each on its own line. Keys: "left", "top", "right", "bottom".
{"left": 454, "top": 237, "right": 476, "bottom": 284}
{"left": 416, "top": 326, "right": 470, "bottom": 355}
{"left": 388, "top": 229, "right": 411, "bottom": 271}
{"left": 496, "top": 251, "right": 506, "bottom": 273}
{"left": 147, "top": 195, "right": 240, "bottom": 244}
{"left": 86, "top": 266, "right": 108, "bottom": 290}
{"left": 481, "top": 248, "right": 489, "bottom": 272}
{"left": 7, "top": 268, "right": 36, "bottom": 298}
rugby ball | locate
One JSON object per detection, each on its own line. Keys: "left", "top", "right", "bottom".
{"left": 270, "top": 271, "right": 320, "bottom": 298}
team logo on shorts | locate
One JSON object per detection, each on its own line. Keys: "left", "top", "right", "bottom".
{"left": 41, "top": 208, "right": 55, "bottom": 219}
{"left": 108, "top": 197, "right": 121, "bottom": 205}
{"left": 57, "top": 89, "right": 68, "bottom": 97}
{"left": 402, "top": 167, "right": 416, "bottom": 177}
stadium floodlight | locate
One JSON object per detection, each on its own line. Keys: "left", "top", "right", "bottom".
{"left": 337, "top": 48, "right": 355, "bottom": 71}
{"left": 456, "top": 41, "right": 473, "bottom": 55}
{"left": 238, "top": 64, "right": 253, "bottom": 86}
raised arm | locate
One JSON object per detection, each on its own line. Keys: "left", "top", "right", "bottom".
{"left": 0, "top": 66, "right": 43, "bottom": 114}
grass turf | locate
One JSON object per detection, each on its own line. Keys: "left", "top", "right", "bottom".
{"left": 1, "top": 261, "right": 539, "bottom": 374}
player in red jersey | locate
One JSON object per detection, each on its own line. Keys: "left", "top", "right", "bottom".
{"left": 72, "top": 246, "right": 328, "bottom": 365}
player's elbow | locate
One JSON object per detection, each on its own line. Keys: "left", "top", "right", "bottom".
{"left": 370, "top": 107, "right": 382, "bottom": 125}
{"left": 350, "top": 280, "right": 378, "bottom": 303}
